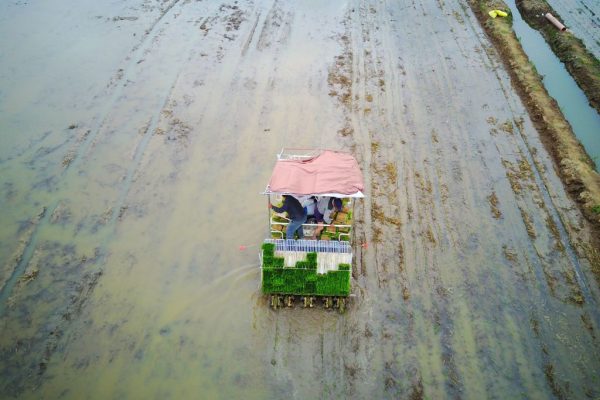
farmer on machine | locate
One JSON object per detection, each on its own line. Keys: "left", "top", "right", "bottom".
{"left": 270, "top": 195, "right": 307, "bottom": 239}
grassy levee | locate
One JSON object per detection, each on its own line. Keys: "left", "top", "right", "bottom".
{"left": 467, "top": 0, "right": 600, "bottom": 283}
{"left": 260, "top": 243, "right": 351, "bottom": 296}
{"left": 516, "top": 0, "right": 600, "bottom": 115}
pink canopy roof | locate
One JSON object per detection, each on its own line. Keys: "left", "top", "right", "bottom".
{"left": 266, "top": 150, "right": 364, "bottom": 197}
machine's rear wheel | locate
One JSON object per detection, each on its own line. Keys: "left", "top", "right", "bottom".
{"left": 285, "top": 295, "right": 294, "bottom": 307}
{"left": 270, "top": 295, "right": 282, "bottom": 310}
{"left": 302, "top": 296, "right": 315, "bottom": 308}
{"left": 336, "top": 297, "right": 346, "bottom": 313}
{"left": 271, "top": 295, "right": 347, "bottom": 311}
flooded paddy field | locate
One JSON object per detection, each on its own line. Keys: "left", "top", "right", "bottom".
{"left": 545, "top": 0, "right": 600, "bottom": 60}
{"left": 1, "top": 0, "right": 599, "bottom": 399}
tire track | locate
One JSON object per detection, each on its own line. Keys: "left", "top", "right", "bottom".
{"left": 424, "top": 0, "right": 588, "bottom": 396}
{"left": 441, "top": 2, "right": 600, "bottom": 396}
{"left": 344, "top": 1, "right": 428, "bottom": 397}
{"left": 0, "top": 1, "right": 245, "bottom": 395}
{"left": 463, "top": 0, "right": 599, "bottom": 319}
{"left": 0, "top": 0, "right": 189, "bottom": 310}
{"left": 383, "top": 0, "right": 470, "bottom": 395}
{"left": 64, "top": 0, "right": 186, "bottom": 173}
{"left": 348, "top": 0, "right": 600, "bottom": 397}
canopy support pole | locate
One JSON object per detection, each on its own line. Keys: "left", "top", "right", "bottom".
{"left": 267, "top": 194, "right": 272, "bottom": 236}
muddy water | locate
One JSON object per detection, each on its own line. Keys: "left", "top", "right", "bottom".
{"left": 1, "top": 0, "right": 599, "bottom": 399}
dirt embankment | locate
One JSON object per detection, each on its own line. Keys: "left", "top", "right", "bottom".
{"left": 467, "top": 0, "right": 600, "bottom": 282}
{"left": 516, "top": 0, "right": 600, "bottom": 115}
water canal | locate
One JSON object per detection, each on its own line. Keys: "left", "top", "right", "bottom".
{"left": 506, "top": 0, "right": 600, "bottom": 168}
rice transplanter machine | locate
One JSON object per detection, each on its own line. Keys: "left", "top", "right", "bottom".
{"left": 260, "top": 148, "right": 365, "bottom": 311}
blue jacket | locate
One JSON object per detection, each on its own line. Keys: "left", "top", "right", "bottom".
{"left": 272, "top": 196, "right": 306, "bottom": 221}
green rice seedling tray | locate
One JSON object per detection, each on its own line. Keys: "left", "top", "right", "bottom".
{"left": 261, "top": 243, "right": 351, "bottom": 297}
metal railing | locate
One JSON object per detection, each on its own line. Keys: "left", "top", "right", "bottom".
{"left": 276, "top": 148, "right": 321, "bottom": 160}
{"left": 270, "top": 216, "right": 352, "bottom": 242}
{"left": 264, "top": 239, "right": 352, "bottom": 254}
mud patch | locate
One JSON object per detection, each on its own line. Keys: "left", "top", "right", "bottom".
{"left": 487, "top": 191, "right": 502, "bottom": 219}
{"left": 0, "top": 207, "right": 46, "bottom": 292}
{"left": 0, "top": 242, "right": 103, "bottom": 396}
{"left": 520, "top": 208, "right": 536, "bottom": 238}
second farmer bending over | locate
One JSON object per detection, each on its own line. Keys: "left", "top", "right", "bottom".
{"left": 312, "top": 197, "right": 343, "bottom": 239}
{"left": 270, "top": 195, "right": 308, "bottom": 239}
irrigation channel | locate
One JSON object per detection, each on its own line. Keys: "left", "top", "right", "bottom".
{"left": 506, "top": 0, "right": 600, "bottom": 168}
{"left": 1, "top": 0, "right": 600, "bottom": 399}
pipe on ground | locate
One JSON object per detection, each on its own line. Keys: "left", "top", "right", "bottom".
{"left": 545, "top": 13, "right": 566, "bottom": 32}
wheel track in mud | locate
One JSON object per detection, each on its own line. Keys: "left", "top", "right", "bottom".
{"left": 63, "top": 0, "right": 187, "bottom": 174}
{"left": 357, "top": 2, "right": 424, "bottom": 397}
{"left": 0, "top": 1, "right": 252, "bottom": 394}
{"left": 1, "top": 0, "right": 242, "bottom": 302}
{"left": 462, "top": 7, "right": 600, "bottom": 397}
{"left": 421, "top": 1, "right": 598, "bottom": 396}
{"left": 338, "top": 0, "right": 599, "bottom": 398}
{"left": 394, "top": 1, "right": 470, "bottom": 396}
{"left": 462, "top": 0, "right": 598, "bottom": 316}
{"left": 337, "top": 1, "right": 424, "bottom": 397}
{"left": 0, "top": 0, "right": 189, "bottom": 307}
{"left": 347, "top": 0, "right": 473, "bottom": 396}
{"left": 409, "top": 1, "right": 524, "bottom": 395}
